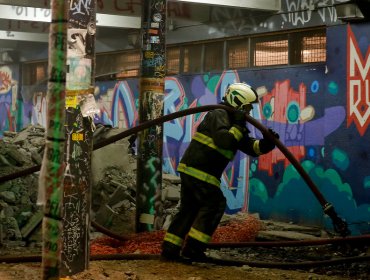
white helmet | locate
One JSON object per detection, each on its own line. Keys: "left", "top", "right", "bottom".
{"left": 223, "top": 83, "right": 259, "bottom": 109}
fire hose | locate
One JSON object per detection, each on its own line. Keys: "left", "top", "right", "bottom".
{"left": 0, "top": 252, "right": 369, "bottom": 269}
{"left": 0, "top": 104, "right": 369, "bottom": 268}
{"left": 0, "top": 104, "right": 351, "bottom": 236}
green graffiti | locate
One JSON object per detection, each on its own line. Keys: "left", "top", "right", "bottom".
{"left": 207, "top": 75, "right": 220, "bottom": 94}
{"left": 332, "top": 148, "right": 349, "bottom": 171}
{"left": 251, "top": 161, "right": 257, "bottom": 172}
{"left": 313, "top": 166, "right": 353, "bottom": 197}
{"left": 364, "top": 176, "right": 370, "bottom": 189}
{"left": 263, "top": 102, "right": 272, "bottom": 119}
{"left": 249, "top": 178, "right": 268, "bottom": 203}
{"left": 277, "top": 160, "right": 315, "bottom": 196}
{"left": 286, "top": 101, "right": 300, "bottom": 123}
{"left": 276, "top": 160, "right": 353, "bottom": 199}
{"left": 328, "top": 81, "right": 338, "bottom": 95}
{"left": 147, "top": 157, "right": 158, "bottom": 172}
{"left": 16, "top": 100, "right": 24, "bottom": 131}
{"left": 181, "top": 97, "right": 189, "bottom": 110}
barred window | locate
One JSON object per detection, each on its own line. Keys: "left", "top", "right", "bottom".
{"left": 116, "top": 51, "right": 140, "bottom": 77}
{"left": 116, "top": 69, "right": 140, "bottom": 78}
{"left": 204, "top": 41, "right": 223, "bottom": 72}
{"left": 21, "top": 28, "right": 327, "bottom": 83}
{"left": 227, "top": 39, "right": 248, "bottom": 69}
{"left": 253, "top": 37, "right": 288, "bottom": 66}
{"left": 36, "top": 64, "right": 46, "bottom": 82}
{"left": 301, "top": 32, "right": 326, "bottom": 63}
{"left": 167, "top": 47, "right": 180, "bottom": 75}
{"left": 183, "top": 44, "right": 202, "bottom": 73}
{"left": 96, "top": 51, "right": 140, "bottom": 79}
{"left": 22, "top": 61, "right": 47, "bottom": 85}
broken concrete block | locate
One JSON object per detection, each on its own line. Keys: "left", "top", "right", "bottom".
{"left": 0, "top": 191, "right": 16, "bottom": 204}
{"left": 163, "top": 173, "right": 181, "bottom": 184}
{"left": 257, "top": 230, "right": 323, "bottom": 241}
{"left": 162, "top": 185, "right": 180, "bottom": 201}
{"left": 91, "top": 128, "right": 135, "bottom": 186}
{"left": 5, "top": 148, "right": 27, "bottom": 166}
{"left": 20, "top": 210, "right": 43, "bottom": 239}
{"left": 94, "top": 204, "right": 117, "bottom": 228}
{"left": 108, "top": 186, "right": 130, "bottom": 207}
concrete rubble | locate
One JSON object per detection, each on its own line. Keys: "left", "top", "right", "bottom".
{"left": 0, "top": 124, "right": 181, "bottom": 243}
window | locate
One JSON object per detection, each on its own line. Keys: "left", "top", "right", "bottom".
{"left": 21, "top": 28, "right": 327, "bottom": 83}
{"left": 22, "top": 61, "right": 47, "bottom": 85}
{"left": 36, "top": 64, "right": 46, "bottom": 82}
{"left": 253, "top": 36, "right": 288, "bottom": 66}
{"left": 227, "top": 39, "right": 248, "bottom": 69}
{"left": 183, "top": 44, "right": 203, "bottom": 73}
{"left": 204, "top": 41, "right": 223, "bottom": 72}
{"left": 116, "top": 51, "right": 140, "bottom": 77}
{"left": 96, "top": 50, "right": 140, "bottom": 79}
{"left": 167, "top": 47, "right": 180, "bottom": 75}
{"left": 301, "top": 31, "right": 326, "bottom": 63}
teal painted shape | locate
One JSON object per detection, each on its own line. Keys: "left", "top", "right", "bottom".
{"left": 249, "top": 178, "right": 269, "bottom": 203}
{"left": 328, "top": 81, "right": 339, "bottom": 95}
{"left": 332, "top": 148, "right": 350, "bottom": 171}
{"left": 249, "top": 160, "right": 370, "bottom": 235}
{"left": 365, "top": 176, "right": 370, "bottom": 189}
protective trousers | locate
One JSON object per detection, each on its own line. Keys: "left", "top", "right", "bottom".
{"left": 164, "top": 172, "right": 226, "bottom": 252}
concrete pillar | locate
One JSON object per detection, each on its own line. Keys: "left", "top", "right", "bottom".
{"left": 39, "top": 0, "right": 68, "bottom": 279}
{"left": 61, "top": 0, "right": 97, "bottom": 276}
{"left": 136, "top": 0, "right": 167, "bottom": 232}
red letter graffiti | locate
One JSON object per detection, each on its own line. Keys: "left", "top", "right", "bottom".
{"left": 347, "top": 26, "right": 370, "bottom": 136}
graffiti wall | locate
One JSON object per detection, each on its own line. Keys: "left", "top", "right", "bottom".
{"left": 0, "top": 65, "right": 20, "bottom": 137}
{"left": 1, "top": 23, "right": 369, "bottom": 234}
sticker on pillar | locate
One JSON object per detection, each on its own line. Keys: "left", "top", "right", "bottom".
{"left": 153, "top": 13, "right": 162, "bottom": 22}
{"left": 80, "top": 93, "right": 99, "bottom": 118}
{"left": 149, "top": 29, "right": 159, "bottom": 35}
{"left": 65, "top": 91, "right": 79, "bottom": 108}
{"left": 66, "top": 57, "right": 92, "bottom": 90}
{"left": 141, "top": 78, "right": 165, "bottom": 92}
{"left": 150, "top": 36, "right": 160, "bottom": 44}
{"left": 85, "top": 22, "right": 96, "bottom": 56}
{"left": 144, "top": 51, "right": 155, "bottom": 59}
{"left": 67, "top": 28, "right": 89, "bottom": 57}
{"left": 139, "top": 213, "right": 154, "bottom": 224}
{"left": 151, "top": 22, "right": 159, "bottom": 28}
{"left": 143, "top": 44, "right": 151, "bottom": 51}
{"left": 72, "top": 132, "right": 84, "bottom": 141}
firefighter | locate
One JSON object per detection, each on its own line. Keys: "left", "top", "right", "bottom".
{"left": 161, "top": 82, "right": 279, "bottom": 262}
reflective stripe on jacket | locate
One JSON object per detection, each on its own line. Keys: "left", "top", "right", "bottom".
{"left": 177, "top": 108, "right": 260, "bottom": 185}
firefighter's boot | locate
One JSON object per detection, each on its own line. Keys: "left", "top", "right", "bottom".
{"left": 161, "top": 241, "right": 182, "bottom": 262}
{"left": 181, "top": 237, "right": 208, "bottom": 262}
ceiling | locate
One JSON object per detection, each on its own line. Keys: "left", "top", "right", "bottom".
{"left": 0, "top": 0, "right": 281, "bottom": 62}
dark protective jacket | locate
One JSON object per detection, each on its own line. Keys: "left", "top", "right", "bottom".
{"left": 177, "top": 107, "right": 274, "bottom": 187}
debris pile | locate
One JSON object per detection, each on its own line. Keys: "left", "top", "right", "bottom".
{"left": 0, "top": 125, "right": 182, "bottom": 242}
{"left": 90, "top": 214, "right": 262, "bottom": 255}
{"left": 91, "top": 166, "right": 181, "bottom": 236}
{"left": 0, "top": 125, "right": 44, "bottom": 242}
{"left": 212, "top": 214, "right": 262, "bottom": 242}
{"left": 91, "top": 230, "right": 165, "bottom": 255}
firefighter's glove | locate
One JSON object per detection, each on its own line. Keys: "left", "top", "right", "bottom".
{"left": 260, "top": 128, "right": 279, "bottom": 153}
{"left": 264, "top": 128, "right": 279, "bottom": 140}
{"left": 233, "top": 110, "right": 247, "bottom": 128}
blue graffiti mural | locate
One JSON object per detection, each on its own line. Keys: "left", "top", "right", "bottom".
{"left": 1, "top": 24, "right": 369, "bottom": 235}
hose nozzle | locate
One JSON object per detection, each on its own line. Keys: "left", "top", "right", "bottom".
{"left": 323, "top": 203, "right": 351, "bottom": 237}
